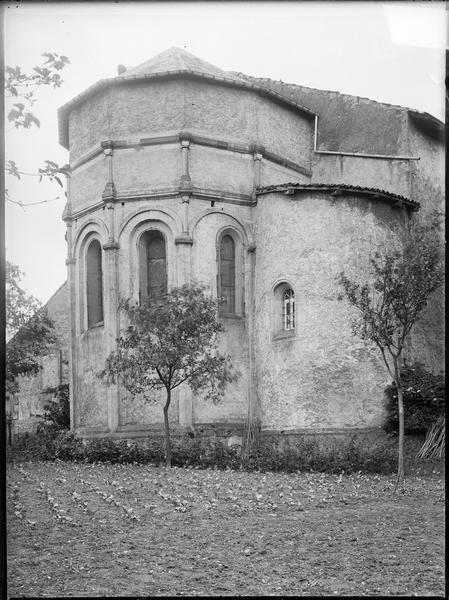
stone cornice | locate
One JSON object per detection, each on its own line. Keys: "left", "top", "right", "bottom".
{"left": 69, "top": 131, "right": 312, "bottom": 178}
{"left": 63, "top": 186, "right": 254, "bottom": 222}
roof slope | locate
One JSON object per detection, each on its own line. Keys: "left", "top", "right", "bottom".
{"left": 123, "top": 47, "right": 247, "bottom": 84}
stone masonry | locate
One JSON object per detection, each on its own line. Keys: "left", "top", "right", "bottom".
{"left": 53, "top": 48, "right": 444, "bottom": 441}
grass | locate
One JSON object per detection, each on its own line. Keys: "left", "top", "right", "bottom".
{"left": 7, "top": 459, "right": 445, "bottom": 597}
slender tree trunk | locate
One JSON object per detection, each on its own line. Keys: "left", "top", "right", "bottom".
{"left": 394, "top": 366, "right": 405, "bottom": 493}
{"left": 163, "top": 389, "right": 172, "bottom": 468}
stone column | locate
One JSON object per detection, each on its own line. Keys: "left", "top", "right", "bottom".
{"left": 245, "top": 243, "right": 260, "bottom": 445}
{"left": 251, "top": 146, "right": 264, "bottom": 202}
{"left": 62, "top": 167, "right": 78, "bottom": 431}
{"left": 176, "top": 135, "right": 194, "bottom": 284}
{"left": 101, "top": 141, "right": 120, "bottom": 432}
{"left": 176, "top": 135, "right": 194, "bottom": 427}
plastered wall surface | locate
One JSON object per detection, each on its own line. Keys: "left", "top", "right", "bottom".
{"left": 233, "top": 73, "right": 410, "bottom": 155}
{"left": 113, "top": 145, "right": 180, "bottom": 194}
{"left": 406, "top": 120, "right": 445, "bottom": 373}
{"left": 253, "top": 193, "right": 403, "bottom": 430}
{"left": 70, "top": 156, "right": 108, "bottom": 212}
{"left": 189, "top": 146, "right": 254, "bottom": 196}
{"left": 68, "top": 82, "right": 186, "bottom": 162}
{"left": 182, "top": 80, "right": 313, "bottom": 166}
{"left": 312, "top": 155, "right": 412, "bottom": 198}
{"left": 75, "top": 326, "right": 109, "bottom": 429}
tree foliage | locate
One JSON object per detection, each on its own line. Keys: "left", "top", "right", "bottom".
{"left": 5, "top": 53, "right": 69, "bottom": 129}
{"left": 338, "top": 215, "right": 444, "bottom": 486}
{"left": 101, "top": 285, "right": 237, "bottom": 467}
{"left": 6, "top": 261, "right": 58, "bottom": 393}
{"left": 5, "top": 53, "right": 70, "bottom": 206}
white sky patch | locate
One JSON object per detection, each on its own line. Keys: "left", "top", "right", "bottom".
{"left": 383, "top": 3, "right": 447, "bottom": 49}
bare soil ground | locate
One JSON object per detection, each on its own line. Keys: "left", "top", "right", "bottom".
{"left": 7, "top": 461, "right": 445, "bottom": 598}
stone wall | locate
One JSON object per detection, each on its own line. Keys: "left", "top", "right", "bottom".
{"left": 253, "top": 192, "right": 404, "bottom": 431}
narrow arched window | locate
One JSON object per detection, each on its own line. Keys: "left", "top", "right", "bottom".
{"left": 86, "top": 239, "right": 103, "bottom": 328}
{"left": 139, "top": 230, "right": 167, "bottom": 302}
{"left": 273, "top": 282, "right": 295, "bottom": 337}
{"left": 219, "top": 234, "right": 235, "bottom": 313}
{"left": 283, "top": 289, "right": 295, "bottom": 331}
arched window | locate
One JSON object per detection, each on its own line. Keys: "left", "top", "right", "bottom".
{"left": 219, "top": 234, "right": 235, "bottom": 314}
{"left": 139, "top": 230, "right": 167, "bottom": 302}
{"left": 283, "top": 289, "right": 295, "bottom": 331}
{"left": 273, "top": 282, "right": 295, "bottom": 336}
{"left": 86, "top": 239, "right": 104, "bottom": 328}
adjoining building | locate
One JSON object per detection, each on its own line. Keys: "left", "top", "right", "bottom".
{"left": 53, "top": 47, "right": 443, "bottom": 443}
{"left": 6, "top": 282, "right": 69, "bottom": 436}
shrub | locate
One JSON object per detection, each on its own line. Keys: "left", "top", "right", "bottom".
{"left": 384, "top": 362, "right": 445, "bottom": 435}
{"left": 241, "top": 436, "right": 397, "bottom": 475}
{"left": 37, "top": 383, "right": 70, "bottom": 434}
{"left": 8, "top": 430, "right": 397, "bottom": 474}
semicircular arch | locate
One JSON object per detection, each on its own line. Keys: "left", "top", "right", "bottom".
{"left": 73, "top": 218, "right": 109, "bottom": 255}
{"left": 190, "top": 209, "right": 252, "bottom": 246}
{"left": 118, "top": 206, "right": 183, "bottom": 241}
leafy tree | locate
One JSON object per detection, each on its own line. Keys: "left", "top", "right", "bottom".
{"left": 5, "top": 53, "right": 70, "bottom": 207}
{"left": 338, "top": 216, "right": 444, "bottom": 489}
{"left": 100, "top": 285, "right": 237, "bottom": 467}
{"left": 6, "top": 261, "right": 58, "bottom": 394}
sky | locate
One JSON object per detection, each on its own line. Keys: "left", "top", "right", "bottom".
{"left": 4, "top": 1, "right": 446, "bottom": 303}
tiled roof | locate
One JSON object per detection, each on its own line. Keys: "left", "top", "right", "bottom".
{"left": 123, "top": 47, "right": 247, "bottom": 84}
{"left": 256, "top": 183, "right": 420, "bottom": 211}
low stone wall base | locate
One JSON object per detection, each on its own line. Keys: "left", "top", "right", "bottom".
{"left": 74, "top": 423, "right": 389, "bottom": 450}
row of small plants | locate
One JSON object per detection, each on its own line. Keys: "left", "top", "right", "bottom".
{"left": 8, "top": 428, "right": 398, "bottom": 474}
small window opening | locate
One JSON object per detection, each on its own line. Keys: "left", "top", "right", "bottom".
{"left": 283, "top": 289, "right": 295, "bottom": 331}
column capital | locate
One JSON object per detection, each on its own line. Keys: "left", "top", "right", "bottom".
{"left": 65, "top": 257, "right": 76, "bottom": 266}
{"left": 101, "top": 140, "right": 114, "bottom": 154}
{"left": 175, "top": 235, "right": 193, "bottom": 246}
{"left": 179, "top": 131, "right": 192, "bottom": 144}
{"left": 250, "top": 143, "right": 265, "bottom": 156}
{"left": 102, "top": 182, "right": 116, "bottom": 200}
{"left": 103, "top": 241, "right": 120, "bottom": 251}
{"left": 179, "top": 177, "right": 192, "bottom": 193}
